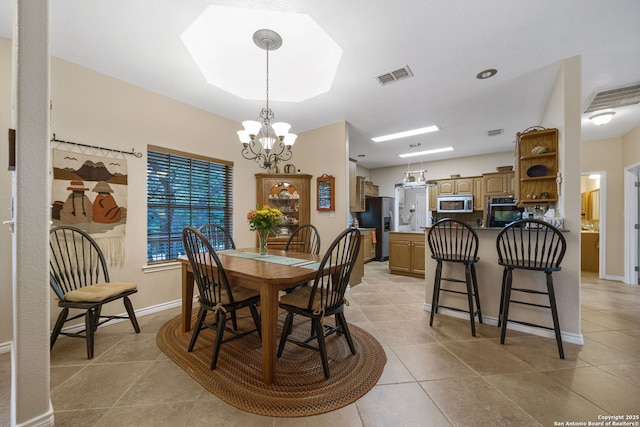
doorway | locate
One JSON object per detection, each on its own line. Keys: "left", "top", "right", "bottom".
{"left": 580, "top": 172, "right": 604, "bottom": 276}
{"left": 624, "top": 163, "right": 640, "bottom": 285}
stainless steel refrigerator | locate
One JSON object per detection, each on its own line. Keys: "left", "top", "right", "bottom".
{"left": 359, "top": 196, "right": 394, "bottom": 261}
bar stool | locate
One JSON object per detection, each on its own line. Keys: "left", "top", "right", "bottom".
{"left": 496, "top": 219, "right": 567, "bottom": 359}
{"left": 427, "top": 218, "right": 482, "bottom": 336}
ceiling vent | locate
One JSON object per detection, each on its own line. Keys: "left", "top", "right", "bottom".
{"left": 376, "top": 66, "right": 414, "bottom": 85}
{"left": 487, "top": 128, "right": 503, "bottom": 137}
{"left": 584, "top": 83, "right": 640, "bottom": 113}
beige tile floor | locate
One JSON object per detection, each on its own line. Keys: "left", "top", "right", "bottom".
{"left": 1, "top": 264, "right": 640, "bottom": 426}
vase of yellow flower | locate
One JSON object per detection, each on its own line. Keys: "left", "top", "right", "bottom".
{"left": 247, "top": 205, "right": 283, "bottom": 257}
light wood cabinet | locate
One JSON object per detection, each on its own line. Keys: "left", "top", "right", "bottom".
{"left": 437, "top": 177, "right": 474, "bottom": 195}
{"left": 483, "top": 171, "right": 515, "bottom": 196}
{"left": 515, "top": 127, "right": 558, "bottom": 206}
{"left": 349, "top": 159, "right": 358, "bottom": 212}
{"left": 473, "top": 177, "right": 484, "bottom": 210}
{"left": 364, "top": 181, "right": 379, "bottom": 197}
{"left": 581, "top": 232, "right": 599, "bottom": 273}
{"left": 389, "top": 232, "right": 425, "bottom": 278}
{"left": 362, "top": 229, "right": 376, "bottom": 262}
{"left": 429, "top": 186, "right": 437, "bottom": 212}
{"left": 256, "top": 173, "right": 312, "bottom": 249}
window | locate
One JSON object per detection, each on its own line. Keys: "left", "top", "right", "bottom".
{"left": 147, "top": 145, "right": 233, "bottom": 262}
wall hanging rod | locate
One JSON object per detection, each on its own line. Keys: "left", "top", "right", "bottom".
{"left": 50, "top": 134, "right": 143, "bottom": 158}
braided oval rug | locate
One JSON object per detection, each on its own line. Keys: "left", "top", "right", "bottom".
{"left": 156, "top": 310, "right": 386, "bottom": 417}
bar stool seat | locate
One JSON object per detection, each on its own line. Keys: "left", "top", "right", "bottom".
{"left": 427, "top": 218, "right": 482, "bottom": 336}
{"left": 496, "top": 219, "right": 567, "bottom": 359}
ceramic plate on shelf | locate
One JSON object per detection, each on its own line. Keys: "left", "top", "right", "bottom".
{"left": 526, "top": 164, "right": 549, "bottom": 177}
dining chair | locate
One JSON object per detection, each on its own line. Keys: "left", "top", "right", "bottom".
{"left": 496, "top": 218, "right": 567, "bottom": 358}
{"left": 49, "top": 225, "right": 140, "bottom": 359}
{"left": 198, "top": 223, "right": 235, "bottom": 251}
{"left": 277, "top": 227, "right": 361, "bottom": 379}
{"left": 181, "top": 226, "right": 261, "bottom": 370}
{"left": 283, "top": 224, "right": 321, "bottom": 294}
{"left": 284, "top": 223, "right": 321, "bottom": 255}
{"left": 427, "top": 218, "right": 483, "bottom": 336}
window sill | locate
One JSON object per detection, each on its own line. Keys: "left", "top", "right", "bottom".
{"left": 142, "top": 261, "right": 181, "bottom": 274}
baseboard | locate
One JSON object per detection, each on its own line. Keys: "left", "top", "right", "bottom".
{"left": 423, "top": 303, "right": 584, "bottom": 345}
{"left": 603, "top": 274, "right": 625, "bottom": 283}
{"left": 55, "top": 299, "right": 184, "bottom": 336}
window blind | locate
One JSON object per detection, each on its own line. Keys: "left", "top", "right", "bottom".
{"left": 147, "top": 147, "right": 233, "bottom": 262}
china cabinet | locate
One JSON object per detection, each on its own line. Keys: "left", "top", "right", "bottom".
{"left": 256, "top": 173, "right": 312, "bottom": 249}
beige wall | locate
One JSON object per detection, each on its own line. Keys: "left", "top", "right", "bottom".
{"left": 0, "top": 37, "right": 349, "bottom": 345}
{"left": 582, "top": 137, "right": 624, "bottom": 278}
{"left": 622, "top": 124, "right": 640, "bottom": 166}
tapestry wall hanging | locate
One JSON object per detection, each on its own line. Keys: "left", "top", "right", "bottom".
{"left": 52, "top": 148, "right": 128, "bottom": 266}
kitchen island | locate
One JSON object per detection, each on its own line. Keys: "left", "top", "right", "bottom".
{"left": 393, "top": 227, "right": 580, "bottom": 344}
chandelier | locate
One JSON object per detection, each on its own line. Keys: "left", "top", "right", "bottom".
{"left": 237, "top": 29, "right": 297, "bottom": 171}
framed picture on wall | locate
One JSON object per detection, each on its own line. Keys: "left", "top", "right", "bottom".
{"left": 316, "top": 174, "right": 335, "bottom": 211}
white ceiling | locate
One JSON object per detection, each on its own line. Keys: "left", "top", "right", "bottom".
{"left": 1, "top": 0, "right": 639, "bottom": 169}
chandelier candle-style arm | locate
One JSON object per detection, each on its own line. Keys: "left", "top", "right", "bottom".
{"left": 236, "top": 29, "right": 297, "bottom": 171}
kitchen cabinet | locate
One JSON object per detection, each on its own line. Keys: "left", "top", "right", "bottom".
{"left": 473, "top": 177, "right": 484, "bottom": 210}
{"left": 515, "top": 127, "right": 558, "bottom": 206}
{"left": 581, "top": 232, "right": 599, "bottom": 273}
{"left": 437, "top": 177, "right": 474, "bottom": 195}
{"left": 483, "top": 171, "right": 515, "bottom": 196}
{"left": 348, "top": 159, "right": 359, "bottom": 212}
{"left": 362, "top": 228, "right": 376, "bottom": 262}
{"left": 353, "top": 176, "right": 366, "bottom": 212}
{"left": 429, "top": 186, "right": 437, "bottom": 212}
{"left": 389, "top": 232, "right": 425, "bottom": 278}
{"left": 364, "top": 181, "right": 379, "bottom": 197}
{"left": 256, "top": 173, "right": 312, "bottom": 249}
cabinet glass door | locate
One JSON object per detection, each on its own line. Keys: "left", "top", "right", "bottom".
{"left": 268, "top": 182, "right": 299, "bottom": 237}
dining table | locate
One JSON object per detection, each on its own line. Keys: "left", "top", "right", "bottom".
{"left": 178, "top": 248, "right": 321, "bottom": 385}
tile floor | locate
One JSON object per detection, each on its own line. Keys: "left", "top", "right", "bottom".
{"left": 1, "top": 263, "right": 640, "bottom": 426}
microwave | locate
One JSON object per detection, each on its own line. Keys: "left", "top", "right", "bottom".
{"left": 437, "top": 195, "right": 474, "bottom": 213}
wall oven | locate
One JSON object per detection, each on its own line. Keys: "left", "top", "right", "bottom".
{"left": 436, "top": 194, "right": 474, "bottom": 213}
{"left": 486, "top": 196, "right": 524, "bottom": 227}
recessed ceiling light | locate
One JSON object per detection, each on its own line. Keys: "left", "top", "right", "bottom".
{"left": 398, "top": 146, "right": 454, "bottom": 158}
{"left": 372, "top": 125, "right": 440, "bottom": 142}
{"left": 476, "top": 69, "right": 497, "bottom": 79}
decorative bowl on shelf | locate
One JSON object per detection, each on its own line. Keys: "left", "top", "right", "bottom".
{"left": 526, "top": 164, "right": 549, "bottom": 177}
{"left": 531, "top": 146, "right": 548, "bottom": 155}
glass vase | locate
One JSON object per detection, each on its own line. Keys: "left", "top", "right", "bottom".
{"left": 257, "top": 229, "right": 269, "bottom": 257}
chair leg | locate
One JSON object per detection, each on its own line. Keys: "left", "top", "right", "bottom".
{"left": 336, "top": 312, "right": 356, "bottom": 354}
{"left": 500, "top": 269, "right": 513, "bottom": 345}
{"left": 230, "top": 312, "right": 238, "bottom": 331}
{"left": 249, "top": 304, "right": 261, "bottom": 340}
{"left": 464, "top": 264, "right": 477, "bottom": 337}
{"left": 313, "top": 318, "right": 330, "bottom": 379}
{"left": 429, "top": 261, "right": 443, "bottom": 327}
{"left": 123, "top": 296, "right": 140, "bottom": 333}
{"left": 277, "top": 312, "right": 294, "bottom": 357}
{"left": 471, "top": 264, "right": 482, "bottom": 324}
{"left": 51, "top": 308, "right": 68, "bottom": 350}
{"left": 85, "top": 307, "right": 97, "bottom": 359}
{"left": 211, "top": 309, "right": 226, "bottom": 370}
{"left": 497, "top": 268, "right": 508, "bottom": 327}
{"left": 188, "top": 308, "right": 207, "bottom": 352}
{"left": 546, "top": 273, "right": 565, "bottom": 359}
